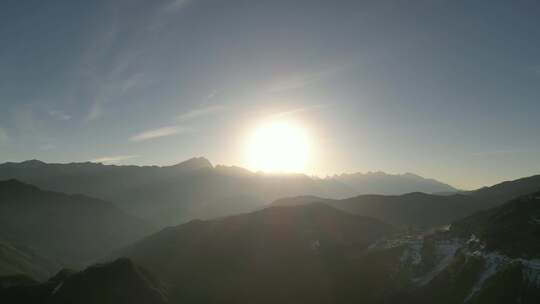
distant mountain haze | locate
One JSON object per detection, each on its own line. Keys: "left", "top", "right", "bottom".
{"left": 334, "top": 172, "right": 457, "bottom": 195}
{"left": 0, "top": 180, "right": 154, "bottom": 269}
{"left": 0, "top": 158, "right": 457, "bottom": 227}
{"left": 272, "top": 193, "right": 484, "bottom": 227}
{"left": 1, "top": 176, "right": 539, "bottom": 303}
{"left": 273, "top": 174, "right": 540, "bottom": 227}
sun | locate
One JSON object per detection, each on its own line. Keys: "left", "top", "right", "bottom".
{"left": 246, "top": 121, "right": 311, "bottom": 173}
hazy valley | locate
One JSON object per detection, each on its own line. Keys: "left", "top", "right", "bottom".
{"left": 1, "top": 159, "right": 540, "bottom": 303}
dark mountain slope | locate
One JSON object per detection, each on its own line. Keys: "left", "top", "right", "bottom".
{"left": 471, "top": 174, "right": 540, "bottom": 207}
{"left": 380, "top": 191, "right": 540, "bottom": 303}
{"left": 117, "top": 203, "right": 393, "bottom": 304}
{"left": 0, "top": 179, "right": 154, "bottom": 267}
{"left": 0, "top": 258, "right": 168, "bottom": 304}
{"left": 273, "top": 192, "right": 484, "bottom": 227}
{"left": 333, "top": 193, "right": 484, "bottom": 227}
{"left": 451, "top": 190, "right": 540, "bottom": 258}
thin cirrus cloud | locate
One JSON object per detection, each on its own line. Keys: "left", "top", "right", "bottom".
{"left": 84, "top": 71, "right": 146, "bottom": 122}
{"left": 80, "top": 24, "right": 145, "bottom": 123}
{"left": 39, "top": 144, "right": 56, "bottom": 151}
{"left": 89, "top": 155, "right": 138, "bottom": 164}
{"left": 164, "top": 0, "right": 191, "bottom": 12}
{"left": 129, "top": 126, "right": 187, "bottom": 142}
{"left": 149, "top": 0, "right": 193, "bottom": 31}
{"left": 177, "top": 105, "right": 226, "bottom": 121}
{"left": 471, "top": 149, "right": 523, "bottom": 157}
{"left": 128, "top": 105, "right": 222, "bottom": 143}
{"left": 48, "top": 110, "right": 72, "bottom": 121}
{"left": 0, "top": 127, "right": 9, "bottom": 144}
{"left": 264, "top": 64, "right": 347, "bottom": 94}
{"left": 267, "top": 104, "right": 328, "bottom": 119}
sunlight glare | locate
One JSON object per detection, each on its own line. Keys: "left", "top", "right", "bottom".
{"left": 246, "top": 121, "right": 311, "bottom": 173}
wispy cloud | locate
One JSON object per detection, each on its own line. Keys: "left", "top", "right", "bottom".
{"left": 471, "top": 149, "right": 523, "bottom": 157}
{"left": 0, "top": 128, "right": 9, "bottom": 145}
{"left": 267, "top": 104, "right": 328, "bottom": 119}
{"left": 85, "top": 102, "right": 104, "bottom": 122}
{"left": 207, "top": 90, "right": 219, "bottom": 100}
{"left": 264, "top": 65, "right": 346, "bottom": 94}
{"left": 84, "top": 69, "right": 147, "bottom": 122}
{"left": 130, "top": 125, "right": 188, "bottom": 142}
{"left": 164, "top": 0, "right": 191, "bottom": 12}
{"left": 39, "top": 144, "right": 56, "bottom": 151}
{"left": 121, "top": 73, "right": 147, "bottom": 93}
{"left": 84, "top": 72, "right": 148, "bottom": 122}
{"left": 532, "top": 65, "right": 540, "bottom": 75}
{"left": 48, "top": 110, "right": 72, "bottom": 121}
{"left": 79, "top": 25, "right": 146, "bottom": 122}
{"left": 89, "top": 155, "right": 138, "bottom": 165}
{"left": 177, "top": 105, "right": 225, "bottom": 121}
{"left": 149, "top": 0, "right": 193, "bottom": 31}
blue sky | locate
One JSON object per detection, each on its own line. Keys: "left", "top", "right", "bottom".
{"left": 0, "top": 0, "right": 539, "bottom": 189}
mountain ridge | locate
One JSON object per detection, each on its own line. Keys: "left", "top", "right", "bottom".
{"left": 0, "top": 158, "right": 459, "bottom": 227}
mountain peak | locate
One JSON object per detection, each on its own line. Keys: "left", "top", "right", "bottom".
{"left": 168, "top": 157, "right": 213, "bottom": 171}
{"left": 20, "top": 159, "right": 46, "bottom": 167}
{"left": 0, "top": 159, "right": 47, "bottom": 169}
{"left": 402, "top": 172, "right": 422, "bottom": 179}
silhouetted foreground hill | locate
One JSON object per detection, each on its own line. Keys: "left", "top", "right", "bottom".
{"left": 0, "top": 158, "right": 456, "bottom": 226}
{"left": 451, "top": 190, "right": 540, "bottom": 258}
{"left": 2, "top": 192, "right": 539, "bottom": 303}
{"left": 0, "top": 179, "right": 154, "bottom": 268}
{"left": 0, "top": 258, "right": 168, "bottom": 304}
{"left": 380, "top": 191, "right": 540, "bottom": 304}
{"left": 115, "top": 193, "right": 540, "bottom": 303}
{"left": 117, "top": 203, "right": 393, "bottom": 303}
{"left": 273, "top": 192, "right": 484, "bottom": 227}
{"left": 470, "top": 174, "right": 540, "bottom": 206}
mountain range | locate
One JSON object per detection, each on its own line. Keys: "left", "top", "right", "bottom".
{"left": 0, "top": 158, "right": 456, "bottom": 227}
{"left": 87, "top": 190, "right": 535, "bottom": 304}
{"left": 271, "top": 173, "right": 540, "bottom": 227}
{"left": 1, "top": 159, "right": 540, "bottom": 303}
{"left": 110, "top": 192, "right": 538, "bottom": 303}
